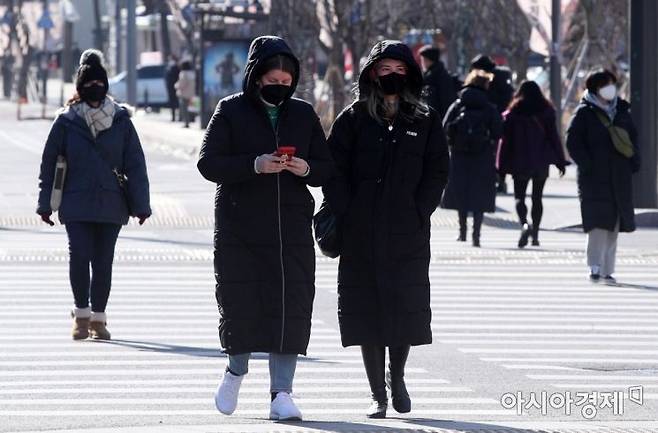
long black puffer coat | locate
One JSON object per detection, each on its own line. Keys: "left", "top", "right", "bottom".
{"left": 566, "top": 97, "right": 640, "bottom": 233}
{"left": 324, "top": 40, "right": 450, "bottom": 348}
{"left": 197, "top": 36, "right": 334, "bottom": 355}
{"left": 440, "top": 86, "right": 503, "bottom": 213}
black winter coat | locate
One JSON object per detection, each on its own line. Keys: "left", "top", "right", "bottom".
{"left": 197, "top": 36, "right": 334, "bottom": 355}
{"left": 566, "top": 98, "right": 640, "bottom": 233}
{"left": 441, "top": 86, "right": 503, "bottom": 212}
{"left": 324, "top": 41, "right": 450, "bottom": 348}
{"left": 422, "top": 61, "right": 457, "bottom": 120}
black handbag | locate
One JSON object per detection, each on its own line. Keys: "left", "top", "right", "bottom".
{"left": 313, "top": 199, "right": 341, "bottom": 259}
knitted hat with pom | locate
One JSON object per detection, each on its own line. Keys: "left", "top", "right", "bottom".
{"left": 75, "top": 49, "right": 108, "bottom": 92}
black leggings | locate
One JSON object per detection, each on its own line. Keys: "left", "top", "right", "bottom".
{"left": 513, "top": 176, "right": 547, "bottom": 227}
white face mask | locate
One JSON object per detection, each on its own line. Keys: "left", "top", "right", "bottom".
{"left": 598, "top": 84, "right": 617, "bottom": 101}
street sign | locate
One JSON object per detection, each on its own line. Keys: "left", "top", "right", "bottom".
{"left": 37, "top": 11, "right": 54, "bottom": 29}
{"left": 60, "top": 0, "right": 80, "bottom": 23}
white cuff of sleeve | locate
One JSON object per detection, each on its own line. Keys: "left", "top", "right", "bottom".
{"left": 302, "top": 164, "right": 311, "bottom": 177}
{"left": 254, "top": 157, "right": 261, "bottom": 174}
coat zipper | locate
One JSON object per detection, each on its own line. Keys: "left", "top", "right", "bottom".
{"left": 265, "top": 105, "right": 287, "bottom": 353}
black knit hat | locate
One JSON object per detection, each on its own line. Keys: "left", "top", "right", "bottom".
{"left": 418, "top": 45, "right": 440, "bottom": 63}
{"left": 470, "top": 54, "right": 496, "bottom": 73}
{"left": 75, "top": 49, "right": 108, "bottom": 92}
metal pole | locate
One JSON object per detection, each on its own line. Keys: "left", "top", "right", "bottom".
{"left": 126, "top": 0, "right": 137, "bottom": 106}
{"left": 630, "top": 0, "right": 658, "bottom": 208}
{"left": 115, "top": 0, "right": 123, "bottom": 73}
{"left": 62, "top": 21, "right": 73, "bottom": 83}
{"left": 550, "top": 0, "right": 562, "bottom": 133}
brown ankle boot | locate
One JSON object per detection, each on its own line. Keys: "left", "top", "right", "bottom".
{"left": 89, "top": 312, "right": 111, "bottom": 340}
{"left": 71, "top": 307, "right": 91, "bottom": 340}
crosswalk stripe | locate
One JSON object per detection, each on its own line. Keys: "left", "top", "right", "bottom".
{"left": 0, "top": 385, "right": 473, "bottom": 395}
{"left": 0, "top": 409, "right": 516, "bottom": 416}
{"left": 440, "top": 340, "right": 658, "bottom": 346}
{"left": 0, "top": 397, "right": 497, "bottom": 405}
{"left": 432, "top": 324, "right": 658, "bottom": 330}
{"left": 0, "top": 367, "right": 427, "bottom": 377}
{"left": 0, "top": 378, "right": 452, "bottom": 386}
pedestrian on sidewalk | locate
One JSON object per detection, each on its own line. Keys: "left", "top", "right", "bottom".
{"left": 441, "top": 69, "right": 503, "bottom": 247}
{"left": 323, "top": 40, "right": 449, "bottom": 418}
{"left": 566, "top": 68, "right": 640, "bottom": 283}
{"left": 165, "top": 54, "right": 180, "bottom": 122}
{"left": 36, "top": 49, "right": 151, "bottom": 341}
{"left": 175, "top": 60, "right": 195, "bottom": 128}
{"left": 418, "top": 45, "right": 457, "bottom": 120}
{"left": 497, "top": 80, "right": 568, "bottom": 248}
{"left": 197, "top": 36, "right": 333, "bottom": 421}
{"left": 470, "top": 54, "right": 514, "bottom": 195}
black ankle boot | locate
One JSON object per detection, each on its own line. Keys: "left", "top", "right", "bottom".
{"left": 531, "top": 224, "right": 540, "bottom": 246}
{"left": 387, "top": 346, "right": 411, "bottom": 413}
{"left": 518, "top": 223, "right": 530, "bottom": 248}
{"left": 361, "top": 345, "right": 387, "bottom": 418}
{"left": 457, "top": 212, "right": 467, "bottom": 242}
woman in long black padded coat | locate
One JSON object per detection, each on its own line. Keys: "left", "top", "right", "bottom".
{"left": 324, "top": 40, "right": 449, "bottom": 418}
{"left": 197, "top": 36, "right": 333, "bottom": 421}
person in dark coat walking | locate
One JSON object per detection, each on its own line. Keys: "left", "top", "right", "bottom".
{"left": 418, "top": 45, "right": 457, "bottom": 120}
{"left": 471, "top": 54, "right": 514, "bottom": 194}
{"left": 497, "top": 81, "right": 568, "bottom": 248}
{"left": 197, "top": 36, "right": 333, "bottom": 421}
{"left": 165, "top": 54, "right": 180, "bottom": 122}
{"left": 36, "top": 49, "right": 151, "bottom": 341}
{"left": 441, "top": 70, "right": 503, "bottom": 247}
{"left": 566, "top": 68, "right": 640, "bottom": 283}
{"left": 324, "top": 40, "right": 449, "bottom": 418}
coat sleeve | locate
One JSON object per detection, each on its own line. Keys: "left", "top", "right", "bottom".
{"left": 416, "top": 111, "right": 450, "bottom": 219}
{"left": 566, "top": 108, "right": 592, "bottom": 173}
{"left": 323, "top": 109, "right": 355, "bottom": 217}
{"left": 302, "top": 109, "right": 335, "bottom": 187}
{"left": 497, "top": 114, "right": 513, "bottom": 174}
{"left": 123, "top": 119, "right": 151, "bottom": 217}
{"left": 36, "top": 119, "right": 65, "bottom": 215}
{"left": 488, "top": 106, "right": 504, "bottom": 141}
{"left": 197, "top": 100, "right": 260, "bottom": 184}
{"left": 627, "top": 115, "right": 641, "bottom": 173}
{"left": 545, "top": 109, "right": 567, "bottom": 167}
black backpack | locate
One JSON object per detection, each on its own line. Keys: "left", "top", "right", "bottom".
{"left": 446, "top": 105, "right": 491, "bottom": 153}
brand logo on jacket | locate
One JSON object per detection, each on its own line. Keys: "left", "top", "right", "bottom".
{"left": 406, "top": 130, "right": 418, "bottom": 137}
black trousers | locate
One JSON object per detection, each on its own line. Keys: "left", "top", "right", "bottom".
{"left": 65, "top": 222, "right": 122, "bottom": 312}
{"left": 512, "top": 175, "right": 547, "bottom": 228}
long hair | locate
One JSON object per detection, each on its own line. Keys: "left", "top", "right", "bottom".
{"left": 359, "top": 78, "right": 428, "bottom": 124}
{"left": 464, "top": 69, "right": 493, "bottom": 90}
{"left": 66, "top": 93, "right": 81, "bottom": 106}
{"left": 507, "top": 80, "right": 553, "bottom": 115}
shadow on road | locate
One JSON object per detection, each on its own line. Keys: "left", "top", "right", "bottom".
{"left": 273, "top": 418, "right": 533, "bottom": 432}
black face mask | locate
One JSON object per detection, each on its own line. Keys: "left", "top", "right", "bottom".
{"left": 80, "top": 83, "right": 107, "bottom": 103}
{"left": 378, "top": 72, "right": 407, "bottom": 95}
{"left": 260, "top": 84, "right": 290, "bottom": 106}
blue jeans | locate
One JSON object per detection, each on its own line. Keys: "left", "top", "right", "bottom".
{"left": 65, "top": 222, "right": 122, "bottom": 312}
{"left": 228, "top": 353, "right": 297, "bottom": 394}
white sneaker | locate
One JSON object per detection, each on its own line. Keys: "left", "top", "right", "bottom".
{"left": 214, "top": 369, "right": 244, "bottom": 415}
{"left": 269, "top": 392, "right": 302, "bottom": 421}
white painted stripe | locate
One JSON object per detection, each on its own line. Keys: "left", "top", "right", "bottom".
{"left": 0, "top": 367, "right": 427, "bottom": 377}
{"left": 501, "top": 365, "right": 584, "bottom": 371}
{"left": 481, "top": 357, "right": 658, "bottom": 363}
{"left": 0, "top": 359, "right": 367, "bottom": 367}
{"left": 0, "top": 351, "right": 361, "bottom": 359}
{"left": 431, "top": 304, "right": 658, "bottom": 310}
{"left": 429, "top": 295, "right": 658, "bottom": 301}
{"left": 439, "top": 340, "right": 658, "bottom": 346}
{"left": 551, "top": 383, "right": 658, "bottom": 389}
{"left": 435, "top": 317, "right": 658, "bottom": 323}
{"left": 433, "top": 310, "right": 658, "bottom": 317}
{"left": 0, "top": 319, "right": 339, "bottom": 327}
{"left": 434, "top": 332, "right": 658, "bottom": 339}
{"left": 0, "top": 385, "right": 472, "bottom": 395}
{"left": 432, "top": 324, "right": 658, "bottom": 330}
{"left": 0, "top": 409, "right": 515, "bottom": 416}
{"left": 0, "top": 397, "right": 496, "bottom": 405}
{"left": 0, "top": 378, "right": 451, "bottom": 386}
{"left": 0, "top": 342, "right": 346, "bottom": 349}
{"left": 462, "top": 348, "right": 658, "bottom": 355}
{"left": 528, "top": 374, "right": 658, "bottom": 381}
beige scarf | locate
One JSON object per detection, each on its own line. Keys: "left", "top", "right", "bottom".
{"left": 73, "top": 98, "right": 116, "bottom": 138}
